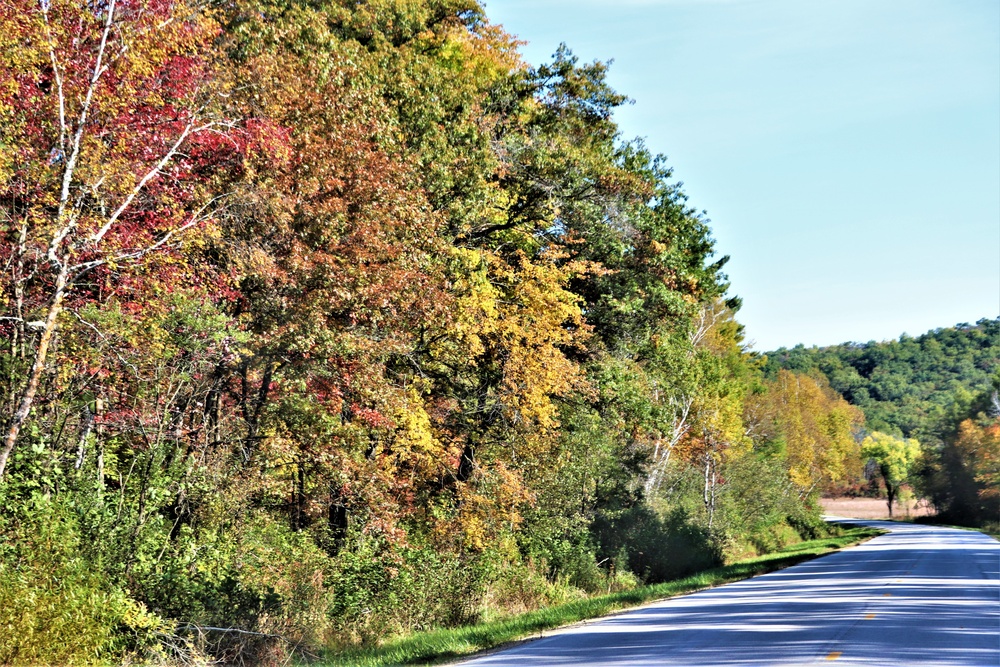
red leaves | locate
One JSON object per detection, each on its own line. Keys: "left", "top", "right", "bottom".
{"left": 351, "top": 405, "right": 393, "bottom": 430}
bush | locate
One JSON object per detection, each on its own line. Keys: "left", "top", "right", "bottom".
{"left": 133, "top": 511, "right": 333, "bottom": 664}
{"left": 326, "top": 535, "right": 497, "bottom": 645}
{"left": 0, "top": 494, "right": 159, "bottom": 665}
{"left": 592, "top": 505, "right": 720, "bottom": 584}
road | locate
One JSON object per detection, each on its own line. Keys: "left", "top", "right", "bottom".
{"left": 457, "top": 520, "right": 1000, "bottom": 666}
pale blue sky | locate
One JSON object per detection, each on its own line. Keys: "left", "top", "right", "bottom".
{"left": 484, "top": 0, "right": 1000, "bottom": 351}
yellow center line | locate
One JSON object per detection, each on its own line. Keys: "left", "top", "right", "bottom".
{"left": 882, "top": 592, "right": 892, "bottom": 597}
{"left": 865, "top": 613, "right": 876, "bottom": 619}
{"left": 826, "top": 651, "right": 842, "bottom": 660}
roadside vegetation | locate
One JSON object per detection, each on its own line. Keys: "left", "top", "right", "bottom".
{"left": 324, "top": 525, "right": 880, "bottom": 667}
{"left": 0, "top": 1, "right": 993, "bottom": 665}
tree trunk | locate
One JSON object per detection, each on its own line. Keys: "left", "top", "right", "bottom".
{"left": 0, "top": 267, "right": 68, "bottom": 479}
{"left": 703, "top": 452, "right": 717, "bottom": 531}
{"left": 457, "top": 442, "right": 475, "bottom": 483}
{"left": 882, "top": 464, "right": 895, "bottom": 519}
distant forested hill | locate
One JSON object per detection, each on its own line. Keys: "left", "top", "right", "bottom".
{"left": 763, "top": 318, "right": 1000, "bottom": 443}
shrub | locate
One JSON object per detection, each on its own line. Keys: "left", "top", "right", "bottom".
{"left": 132, "top": 511, "right": 333, "bottom": 664}
{"left": 0, "top": 494, "right": 158, "bottom": 665}
{"left": 592, "top": 504, "right": 720, "bottom": 584}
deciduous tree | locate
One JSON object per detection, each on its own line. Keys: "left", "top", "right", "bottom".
{"left": 0, "top": 0, "right": 235, "bottom": 478}
{"left": 861, "top": 431, "right": 921, "bottom": 517}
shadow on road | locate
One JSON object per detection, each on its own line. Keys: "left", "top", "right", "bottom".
{"left": 461, "top": 521, "right": 1000, "bottom": 666}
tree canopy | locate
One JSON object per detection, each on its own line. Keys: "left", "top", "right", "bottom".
{"left": 766, "top": 320, "right": 1000, "bottom": 524}
{"left": 860, "top": 431, "right": 922, "bottom": 517}
{"left": 1, "top": 1, "right": 873, "bottom": 663}
{"left": 764, "top": 318, "right": 1000, "bottom": 443}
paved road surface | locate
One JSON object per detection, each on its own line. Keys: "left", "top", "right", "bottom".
{"left": 457, "top": 520, "right": 999, "bottom": 666}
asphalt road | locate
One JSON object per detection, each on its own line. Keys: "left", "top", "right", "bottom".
{"left": 457, "top": 520, "right": 1000, "bottom": 666}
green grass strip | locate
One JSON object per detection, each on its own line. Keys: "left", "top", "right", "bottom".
{"left": 321, "top": 526, "right": 880, "bottom": 667}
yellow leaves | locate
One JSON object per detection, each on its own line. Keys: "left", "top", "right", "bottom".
{"left": 861, "top": 431, "right": 921, "bottom": 486}
{"left": 752, "top": 370, "right": 864, "bottom": 491}
{"left": 444, "top": 246, "right": 498, "bottom": 360}
{"left": 955, "top": 419, "right": 1000, "bottom": 494}
{"left": 117, "top": 599, "right": 164, "bottom": 633}
{"left": 418, "top": 243, "right": 593, "bottom": 540}
{"left": 442, "top": 246, "right": 589, "bottom": 418}
{"left": 234, "top": 244, "right": 281, "bottom": 281}
{"left": 436, "top": 21, "right": 523, "bottom": 85}
{"left": 392, "top": 388, "right": 446, "bottom": 477}
{"left": 443, "top": 464, "right": 532, "bottom": 552}
{"left": 820, "top": 403, "right": 864, "bottom": 487}
{"left": 261, "top": 434, "right": 298, "bottom": 472}
{"left": 488, "top": 251, "right": 589, "bottom": 431}
{"left": 693, "top": 388, "right": 752, "bottom": 464}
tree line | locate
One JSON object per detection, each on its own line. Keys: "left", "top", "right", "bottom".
{"left": 2, "top": 0, "right": 880, "bottom": 663}
{"left": 765, "top": 319, "right": 1000, "bottom": 525}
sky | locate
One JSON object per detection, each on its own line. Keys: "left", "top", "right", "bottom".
{"left": 483, "top": 0, "right": 1000, "bottom": 351}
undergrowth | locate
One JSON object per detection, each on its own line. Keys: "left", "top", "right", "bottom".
{"left": 321, "top": 525, "right": 880, "bottom": 667}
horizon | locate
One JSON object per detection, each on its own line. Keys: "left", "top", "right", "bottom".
{"left": 760, "top": 315, "right": 998, "bottom": 352}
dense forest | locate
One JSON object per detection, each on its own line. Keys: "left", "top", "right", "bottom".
{"left": 766, "top": 319, "right": 1000, "bottom": 525}
{"left": 765, "top": 319, "right": 999, "bottom": 442}
{"left": 0, "top": 0, "right": 982, "bottom": 664}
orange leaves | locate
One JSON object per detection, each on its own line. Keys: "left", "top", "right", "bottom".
{"left": 954, "top": 418, "right": 1000, "bottom": 500}
{"left": 230, "top": 47, "right": 451, "bottom": 340}
{"left": 429, "top": 463, "right": 532, "bottom": 553}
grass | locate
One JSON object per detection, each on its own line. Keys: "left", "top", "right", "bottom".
{"left": 320, "top": 525, "right": 880, "bottom": 667}
{"left": 911, "top": 516, "right": 1000, "bottom": 540}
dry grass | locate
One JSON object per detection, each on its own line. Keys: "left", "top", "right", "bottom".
{"left": 820, "top": 496, "right": 936, "bottom": 520}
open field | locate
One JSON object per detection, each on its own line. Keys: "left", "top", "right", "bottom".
{"left": 821, "top": 496, "right": 936, "bottom": 520}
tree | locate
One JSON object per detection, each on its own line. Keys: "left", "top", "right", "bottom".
{"left": 747, "top": 369, "right": 864, "bottom": 493}
{"left": 0, "top": 0, "right": 235, "bottom": 478}
{"left": 861, "top": 431, "right": 921, "bottom": 518}
{"left": 953, "top": 419, "right": 1000, "bottom": 510}
{"left": 919, "top": 402, "right": 1000, "bottom": 526}
{"left": 0, "top": 0, "right": 847, "bottom": 659}
{"left": 764, "top": 318, "right": 1000, "bottom": 444}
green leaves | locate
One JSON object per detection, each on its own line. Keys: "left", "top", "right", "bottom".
{"left": 0, "top": 1, "right": 849, "bottom": 661}
{"left": 860, "top": 431, "right": 922, "bottom": 516}
{"left": 861, "top": 432, "right": 921, "bottom": 488}
{"left": 765, "top": 318, "right": 1000, "bottom": 443}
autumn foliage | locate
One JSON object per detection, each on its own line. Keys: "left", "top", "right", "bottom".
{"left": 0, "top": 1, "right": 871, "bottom": 663}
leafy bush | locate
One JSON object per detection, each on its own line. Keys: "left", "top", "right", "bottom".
{"left": 0, "top": 494, "right": 160, "bottom": 665}
{"left": 716, "top": 454, "right": 816, "bottom": 556}
{"left": 130, "top": 511, "right": 333, "bottom": 664}
{"left": 592, "top": 504, "right": 720, "bottom": 584}
{"left": 326, "top": 535, "right": 498, "bottom": 644}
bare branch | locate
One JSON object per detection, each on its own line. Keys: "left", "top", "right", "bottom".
{"left": 40, "top": 2, "right": 68, "bottom": 152}
{"left": 90, "top": 120, "right": 205, "bottom": 244}
{"left": 57, "top": 0, "right": 117, "bottom": 219}
{"left": 108, "top": 193, "right": 228, "bottom": 263}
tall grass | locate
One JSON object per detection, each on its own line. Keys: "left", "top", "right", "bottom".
{"left": 322, "top": 526, "right": 880, "bottom": 667}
